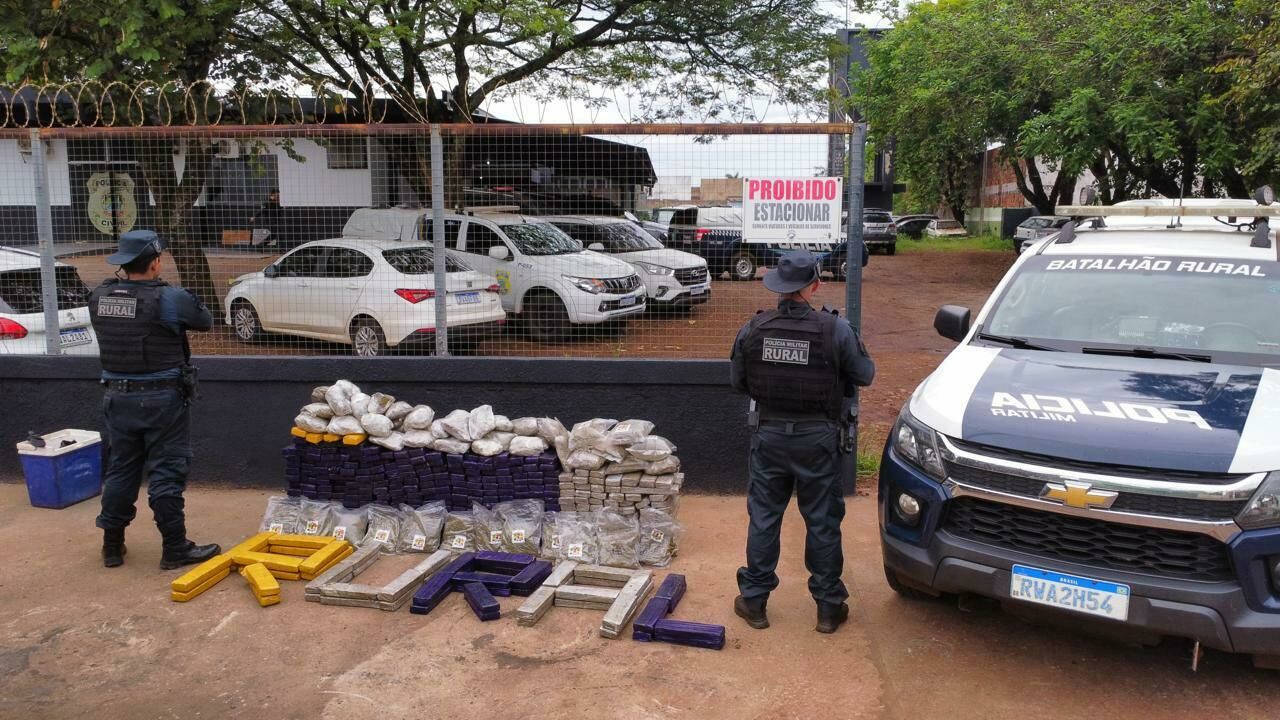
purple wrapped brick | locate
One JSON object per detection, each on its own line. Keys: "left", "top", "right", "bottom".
{"left": 462, "top": 582, "right": 501, "bottom": 620}
{"left": 634, "top": 596, "right": 670, "bottom": 634}
{"left": 411, "top": 571, "right": 456, "bottom": 614}
{"left": 654, "top": 574, "right": 687, "bottom": 611}
{"left": 508, "top": 560, "right": 552, "bottom": 595}
{"left": 450, "top": 571, "right": 514, "bottom": 596}
{"left": 652, "top": 619, "right": 726, "bottom": 650}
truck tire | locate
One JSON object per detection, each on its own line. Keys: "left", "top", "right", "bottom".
{"left": 729, "top": 251, "right": 757, "bottom": 281}
{"left": 526, "top": 291, "right": 571, "bottom": 343}
{"left": 836, "top": 258, "right": 849, "bottom": 281}
{"left": 886, "top": 242, "right": 897, "bottom": 256}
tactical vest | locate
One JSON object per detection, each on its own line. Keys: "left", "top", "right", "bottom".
{"left": 88, "top": 280, "right": 187, "bottom": 374}
{"left": 742, "top": 306, "right": 842, "bottom": 420}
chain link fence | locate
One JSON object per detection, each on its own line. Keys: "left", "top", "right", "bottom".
{"left": 0, "top": 84, "right": 859, "bottom": 360}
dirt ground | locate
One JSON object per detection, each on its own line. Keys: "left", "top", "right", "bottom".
{"left": 0, "top": 485, "right": 1276, "bottom": 720}
{"left": 65, "top": 248, "right": 1009, "bottom": 443}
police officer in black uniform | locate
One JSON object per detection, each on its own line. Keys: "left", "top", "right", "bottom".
{"left": 730, "top": 249, "right": 875, "bottom": 633}
{"left": 89, "top": 230, "right": 221, "bottom": 570}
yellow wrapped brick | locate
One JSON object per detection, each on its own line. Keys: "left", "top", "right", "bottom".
{"left": 342, "top": 434, "right": 367, "bottom": 446}
{"left": 298, "top": 540, "right": 351, "bottom": 577}
{"left": 305, "top": 433, "right": 324, "bottom": 444}
{"left": 290, "top": 426, "right": 308, "bottom": 438}
{"left": 267, "top": 545, "right": 317, "bottom": 557}
{"left": 269, "top": 569, "right": 302, "bottom": 581}
{"left": 239, "top": 562, "right": 281, "bottom": 597}
{"left": 322, "top": 433, "right": 341, "bottom": 443}
{"left": 229, "top": 531, "right": 276, "bottom": 555}
{"left": 271, "top": 534, "right": 335, "bottom": 550}
{"left": 257, "top": 594, "right": 281, "bottom": 608}
{"left": 170, "top": 567, "right": 231, "bottom": 602}
{"left": 230, "top": 550, "right": 305, "bottom": 574}
{"left": 301, "top": 545, "right": 353, "bottom": 580}
{"left": 171, "top": 553, "right": 233, "bottom": 593}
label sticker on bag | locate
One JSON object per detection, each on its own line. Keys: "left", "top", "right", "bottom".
{"left": 334, "top": 527, "right": 347, "bottom": 540}
{"left": 649, "top": 529, "right": 665, "bottom": 542}
{"left": 489, "top": 530, "right": 503, "bottom": 545}
{"left": 373, "top": 528, "right": 391, "bottom": 543}
{"left": 567, "top": 543, "right": 584, "bottom": 559}
{"left": 269, "top": 522, "right": 284, "bottom": 534}
{"left": 305, "top": 520, "right": 320, "bottom": 535}
{"left": 411, "top": 534, "right": 427, "bottom": 551}
{"left": 511, "top": 530, "right": 526, "bottom": 543}
{"left": 550, "top": 534, "right": 562, "bottom": 550}
{"left": 450, "top": 535, "right": 467, "bottom": 549}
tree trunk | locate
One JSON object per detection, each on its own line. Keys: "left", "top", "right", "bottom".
{"left": 139, "top": 138, "right": 221, "bottom": 320}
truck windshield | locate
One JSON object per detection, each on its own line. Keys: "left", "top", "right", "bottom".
{"left": 503, "top": 223, "right": 583, "bottom": 256}
{"left": 983, "top": 254, "right": 1280, "bottom": 363}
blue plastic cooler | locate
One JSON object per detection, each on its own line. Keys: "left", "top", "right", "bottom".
{"left": 16, "top": 429, "right": 103, "bottom": 509}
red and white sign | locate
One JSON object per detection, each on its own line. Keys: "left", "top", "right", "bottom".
{"left": 742, "top": 177, "right": 843, "bottom": 244}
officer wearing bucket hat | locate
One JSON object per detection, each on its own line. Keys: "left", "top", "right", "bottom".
{"left": 88, "top": 230, "right": 220, "bottom": 570}
{"left": 730, "top": 249, "right": 875, "bottom": 633}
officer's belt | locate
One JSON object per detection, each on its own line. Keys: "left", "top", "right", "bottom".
{"left": 102, "top": 378, "right": 183, "bottom": 393}
{"left": 758, "top": 419, "right": 835, "bottom": 432}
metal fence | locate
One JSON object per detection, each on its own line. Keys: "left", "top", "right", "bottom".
{"left": 0, "top": 85, "right": 860, "bottom": 360}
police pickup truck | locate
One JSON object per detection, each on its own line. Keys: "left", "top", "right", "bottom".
{"left": 879, "top": 191, "right": 1280, "bottom": 667}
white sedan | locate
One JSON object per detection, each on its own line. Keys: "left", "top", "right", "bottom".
{"left": 543, "top": 215, "right": 711, "bottom": 308}
{"left": 225, "top": 238, "right": 506, "bottom": 356}
{"left": 0, "top": 246, "right": 98, "bottom": 355}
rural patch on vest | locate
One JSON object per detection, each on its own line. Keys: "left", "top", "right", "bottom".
{"left": 97, "top": 295, "right": 138, "bottom": 319}
{"left": 762, "top": 337, "right": 810, "bottom": 364}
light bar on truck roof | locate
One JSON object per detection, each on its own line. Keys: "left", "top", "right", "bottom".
{"left": 1055, "top": 204, "right": 1280, "bottom": 218}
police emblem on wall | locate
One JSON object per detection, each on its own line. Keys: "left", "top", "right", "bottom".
{"left": 86, "top": 173, "right": 139, "bottom": 236}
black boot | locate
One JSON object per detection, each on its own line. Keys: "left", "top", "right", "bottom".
{"left": 815, "top": 601, "right": 850, "bottom": 634}
{"left": 734, "top": 595, "right": 770, "bottom": 629}
{"left": 102, "top": 528, "right": 126, "bottom": 568}
{"left": 152, "top": 496, "right": 221, "bottom": 570}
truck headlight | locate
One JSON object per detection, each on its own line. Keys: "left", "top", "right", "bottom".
{"left": 635, "top": 261, "right": 674, "bottom": 276}
{"left": 565, "top": 275, "right": 605, "bottom": 294}
{"left": 892, "top": 407, "right": 946, "bottom": 481}
{"left": 1237, "top": 471, "right": 1280, "bottom": 530}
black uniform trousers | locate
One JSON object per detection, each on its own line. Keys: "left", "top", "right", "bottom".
{"left": 737, "top": 420, "right": 849, "bottom": 605}
{"left": 95, "top": 388, "right": 193, "bottom": 531}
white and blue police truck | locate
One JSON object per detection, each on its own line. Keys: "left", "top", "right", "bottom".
{"left": 880, "top": 190, "right": 1280, "bottom": 668}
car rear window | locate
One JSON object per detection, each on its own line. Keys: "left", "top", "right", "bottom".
{"left": 0, "top": 267, "right": 89, "bottom": 314}
{"left": 865, "top": 213, "right": 893, "bottom": 224}
{"left": 382, "top": 248, "right": 467, "bottom": 274}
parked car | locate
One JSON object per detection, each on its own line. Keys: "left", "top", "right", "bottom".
{"left": 0, "top": 247, "right": 98, "bottom": 355}
{"left": 543, "top": 215, "right": 711, "bottom": 309}
{"left": 862, "top": 209, "right": 899, "bottom": 254}
{"left": 894, "top": 214, "right": 939, "bottom": 239}
{"left": 664, "top": 206, "right": 791, "bottom": 281}
{"left": 818, "top": 240, "right": 872, "bottom": 280}
{"left": 326, "top": 208, "right": 646, "bottom": 342}
{"left": 1015, "top": 215, "right": 1072, "bottom": 253}
{"left": 225, "top": 237, "right": 506, "bottom": 357}
{"left": 925, "top": 219, "right": 968, "bottom": 238}
{"left": 640, "top": 206, "right": 684, "bottom": 241}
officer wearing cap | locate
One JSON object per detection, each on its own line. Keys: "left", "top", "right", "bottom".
{"left": 89, "top": 230, "right": 220, "bottom": 570}
{"left": 730, "top": 249, "right": 875, "bottom": 633}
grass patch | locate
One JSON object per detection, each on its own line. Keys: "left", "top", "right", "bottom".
{"left": 856, "top": 447, "right": 881, "bottom": 478}
{"left": 897, "top": 233, "right": 1011, "bottom": 253}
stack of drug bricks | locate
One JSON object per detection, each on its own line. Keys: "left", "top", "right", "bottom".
{"left": 559, "top": 459, "right": 683, "bottom": 515}
{"left": 633, "top": 574, "right": 725, "bottom": 650}
{"left": 304, "top": 545, "right": 454, "bottom": 611}
{"left": 283, "top": 441, "right": 563, "bottom": 512}
{"left": 169, "top": 532, "right": 353, "bottom": 605}
{"left": 409, "top": 551, "right": 553, "bottom": 620}
{"left": 514, "top": 561, "right": 653, "bottom": 638}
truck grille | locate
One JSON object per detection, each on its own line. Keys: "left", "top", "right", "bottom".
{"left": 948, "top": 465, "right": 1247, "bottom": 521}
{"left": 602, "top": 275, "right": 641, "bottom": 294}
{"left": 942, "top": 497, "right": 1233, "bottom": 582}
{"left": 674, "top": 266, "right": 708, "bottom": 286}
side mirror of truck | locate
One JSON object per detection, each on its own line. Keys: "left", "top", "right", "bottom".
{"left": 587, "top": 242, "right": 606, "bottom": 252}
{"left": 489, "top": 245, "right": 511, "bottom": 261}
{"left": 934, "top": 305, "right": 971, "bottom": 342}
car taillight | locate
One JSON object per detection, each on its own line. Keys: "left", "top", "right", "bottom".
{"left": 486, "top": 284, "right": 500, "bottom": 293}
{"left": 0, "top": 318, "right": 29, "bottom": 340}
{"left": 395, "top": 288, "right": 436, "bottom": 304}
{"left": 694, "top": 228, "right": 709, "bottom": 242}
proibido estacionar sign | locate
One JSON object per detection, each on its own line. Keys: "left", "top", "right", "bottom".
{"left": 742, "top": 177, "right": 843, "bottom": 245}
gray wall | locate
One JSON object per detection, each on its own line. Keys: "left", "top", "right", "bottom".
{"left": 5, "top": 356, "right": 755, "bottom": 494}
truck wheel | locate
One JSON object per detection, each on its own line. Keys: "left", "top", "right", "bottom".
{"left": 836, "top": 258, "right": 849, "bottom": 281}
{"left": 729, "top": 251, "right": 757, "bottom": 281}
{"left": 350, "top": 317, "right": 387, "bottom": 357}
{"left": 231, "top": 300, "right": 263, "bottom": 342}
{"left": 886, "top": 242, "right": 897, "bottom": 256}
{"left": 884, "top": 565, "right": 937, "bottom": 600}
{"left": 527, "top": 292, "right": 571, "bottom": 343}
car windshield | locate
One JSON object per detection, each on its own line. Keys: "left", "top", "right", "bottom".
{"left": 503, "top": 223, "right": 582, "bottom": 256}
{"left": 591, "top": 223, "right": 663, "bottom": 251}
{"left": 982, "top": 253, "right": 1280, "bottom": 362}
{"left": 382, "top": 247, "right": 467, "bottom": 274}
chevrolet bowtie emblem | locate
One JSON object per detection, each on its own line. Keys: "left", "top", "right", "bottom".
{"left": 1040, "top": 480, "right": 1118, "bottom": 510}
